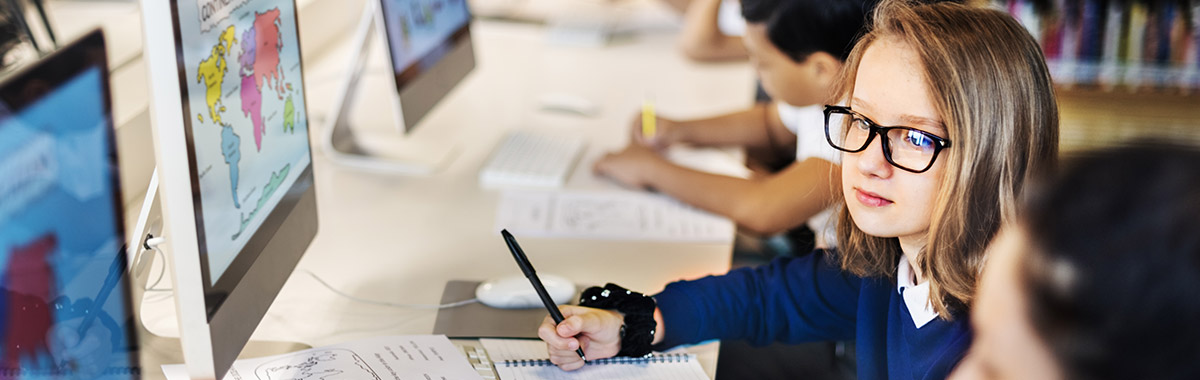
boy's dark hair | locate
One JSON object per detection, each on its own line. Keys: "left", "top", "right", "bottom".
{"left": 741, "top": 0, "right": 880, "bottom": 62}
{"left": 1021, "top": 143, "right": 1200, "bottom": 380}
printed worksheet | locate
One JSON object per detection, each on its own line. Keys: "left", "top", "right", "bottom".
{"left": 161, "top": 335, "right": 481, "bottom": 380}
{"left": 496, "top": 190, "right": 735, "bottom": 242}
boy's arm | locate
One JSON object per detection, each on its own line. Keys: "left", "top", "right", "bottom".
{"left": 594, "top": 146, "right": 839, "bottom": 236}
{"left": 678, "top": 0, "right": 748, "bottom": 62}
{"left": 655, "top": 102, "right": 784, "bottom": 149}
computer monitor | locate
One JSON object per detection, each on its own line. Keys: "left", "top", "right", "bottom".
{"left": 139, "top": 0, "right": 318, "bottom": 378}
{"left": 0, "top": 30, "right": 141, "bottom": 379}
{"left": 378, "top": 0, "right": 475, "bottom": 133}
{"left": 323, "top": 0, "right": 476, "bottom": 174}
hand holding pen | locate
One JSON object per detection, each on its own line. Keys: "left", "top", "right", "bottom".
{"left": 630, "top": 102, "right": 679, "bottom": 150}
{"left": 500, "top": 230, "right": 587, "bottom": 362}
{"left": 537, "top": 304, "right": 626, "bottom": 371}
{"left": 501, "top": 230, "right": 625, "bottom": 371}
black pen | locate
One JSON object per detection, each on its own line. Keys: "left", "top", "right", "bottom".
{"left": 500, "top": 229, "right": 587, "bottom": 362}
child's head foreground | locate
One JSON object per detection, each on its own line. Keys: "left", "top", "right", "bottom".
{"left": 828, "top": 0, "right": 1059, "bottom": 317}
{"left": 953, "top": 144, "right": 1200, "bottom": 380}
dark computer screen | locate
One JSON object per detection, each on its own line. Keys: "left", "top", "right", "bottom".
{"left": 0, "top": 31, "right": 139, "bottom": 379}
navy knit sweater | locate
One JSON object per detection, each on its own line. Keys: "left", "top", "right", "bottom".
{"left": 653, "top": 249, "right": 972, "bottom": 379}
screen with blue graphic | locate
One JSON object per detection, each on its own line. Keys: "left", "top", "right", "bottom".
{"left": 0, "top": 32, "right": 138, "bottom": 379}
{"left": 380, "top": 0, "right": 470, "bottom": 87}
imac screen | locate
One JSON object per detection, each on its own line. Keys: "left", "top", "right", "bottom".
{"left": 0, "top": 37, "right": 139, "bottom": 378}
{"left": 379, "top": 0, "right": 471, "bottom": 88}
{"left": 170, "top": 0, "right": 312, "bottom": 289}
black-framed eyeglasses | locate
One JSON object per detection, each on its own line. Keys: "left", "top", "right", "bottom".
{"left": 823, "top": 105, "right": 951, "bottom": 173}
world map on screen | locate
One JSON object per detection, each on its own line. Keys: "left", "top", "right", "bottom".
{"left": 177, "top": 0, "right": 310, "bottom": 285}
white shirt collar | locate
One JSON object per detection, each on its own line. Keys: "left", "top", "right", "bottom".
{"left": 897, "top": 259, "right": 939, "bottom": 328}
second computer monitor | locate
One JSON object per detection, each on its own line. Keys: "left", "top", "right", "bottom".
{"left": 377, "top": 0, "right": 475, "bottom": 133}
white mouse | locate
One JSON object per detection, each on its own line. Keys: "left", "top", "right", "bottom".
{"left": 476, "top": 274, "right": 576, "bottom": 309}
{"left": 536, "top": 93, "right": 599, "bottom": 117}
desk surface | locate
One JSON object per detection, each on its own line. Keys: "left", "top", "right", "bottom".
{"left": 137, "top": 14, "right": 755, "bottom": 379}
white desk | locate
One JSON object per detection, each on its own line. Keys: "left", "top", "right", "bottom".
{"left": 135, "top": 11, "right": 756, "bottom": 379}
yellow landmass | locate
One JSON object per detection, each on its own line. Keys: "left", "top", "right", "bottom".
{"left": 195, "top": 25, "right": 238, "bottom": 124}
{"left": 198, "top": 113, "right": 204, "bottom": 122}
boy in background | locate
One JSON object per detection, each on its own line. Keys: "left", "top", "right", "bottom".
{"left": 595, "top": 0, "right": 878, "bottom": 256}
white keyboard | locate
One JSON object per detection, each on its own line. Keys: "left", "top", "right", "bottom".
{"left": 480, "top": 131, "right": 585, "bottom": 188}
{"left": 454, "top": 340, "right": 498, "bottom": 380}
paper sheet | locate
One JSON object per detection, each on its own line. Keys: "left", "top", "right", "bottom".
{"left": 496, "top": 190, "right": 735, "bottom": 242}
{"left": 161, "top": 335, "right": 481, "bottom": 380}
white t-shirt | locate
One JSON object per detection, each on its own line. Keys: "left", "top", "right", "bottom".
{"left": 717, "top": 0, "right": 746, "bottom": 37}
{"left": 776, "top": 102, "right": 840, "bottom": 248}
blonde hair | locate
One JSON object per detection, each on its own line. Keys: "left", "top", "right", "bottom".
{"left": 832, "top": 0, "right": 1059, "bottom": 318}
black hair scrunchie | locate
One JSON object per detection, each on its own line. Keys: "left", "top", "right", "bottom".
{"left": 578, "top": 283, "right": 657, "bottom": 358}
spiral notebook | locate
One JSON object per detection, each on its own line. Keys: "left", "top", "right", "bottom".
{"left": 479, "top": 339, "right": 710, "bottom": 380}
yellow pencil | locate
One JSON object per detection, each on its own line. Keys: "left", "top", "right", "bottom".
{"left": 642, "top": 99, "right": 656, "bottom": 140}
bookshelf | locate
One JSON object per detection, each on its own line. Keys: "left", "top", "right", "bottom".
{"left": 998, "top": 0, "right": 1200, "bottom": 93}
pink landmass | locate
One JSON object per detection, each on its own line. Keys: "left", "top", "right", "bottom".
{"left": 240, "top": 74, "right": 264, "bottom": 151}
{"left": 253, "top": 9, "right": 285, "bottom": 99}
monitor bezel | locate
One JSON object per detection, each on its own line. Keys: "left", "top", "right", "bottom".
{"left": 165, "top": 0, "right": 316, "bottom": 315}
{"left": 0, "top": 29, "right": 142, "bottom": 378}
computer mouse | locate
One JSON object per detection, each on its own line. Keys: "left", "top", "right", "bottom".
{"left": 536, "top": 93, "right": 599, "bottom": 117}
{"left": 476, "top": 274, "right": 576, "bottom": 309}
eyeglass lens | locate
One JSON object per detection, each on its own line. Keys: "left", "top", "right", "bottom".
{"left": 827, "top": 112, "right": 940, "bottom": 172}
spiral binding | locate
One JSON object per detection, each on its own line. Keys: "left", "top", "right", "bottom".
{"left": 498, "top": 353, "right": 692, "bottom": 367}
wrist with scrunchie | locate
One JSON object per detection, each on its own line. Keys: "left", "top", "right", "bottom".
{"left": 577, "top": 283, "right": 657, "bottom": 358}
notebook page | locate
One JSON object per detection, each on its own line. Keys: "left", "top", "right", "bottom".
{"left": 493, "top": 354, "right": 708, "bottom": 380}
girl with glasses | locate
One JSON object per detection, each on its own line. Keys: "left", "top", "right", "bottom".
{"left": 538, "top": 1, "right": 1058, "bottom": 378}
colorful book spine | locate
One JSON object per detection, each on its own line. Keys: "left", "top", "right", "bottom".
{"left": 1078, "top": 0, "right": 1104, "bottom": 85}
{"left": 1019, "top": 0, "right": 1042, "bottom": 43}
{"left": 1155, "top": 0, "right": 1174, "bottom": 65}
{"left": 1100, "top": 0, "right": 1125, "bottom": 88}
{"left": 1079, "top": 0, "right": 1102, "bottom": 60}
{"left": 1126, "top": 0, "right": 1148, "bottom": 88}
{"left": 1188, "top": 1, "right": 1200, "bottom": 89}
{"left": 1043, "top": 0, "right": 1065, "bottom": 60}
{"left": 1062, "top": 0, "right": 1082, "bottom": 62}
{"left": 1168, "top": 1, "right": 1188, "bottom": 65}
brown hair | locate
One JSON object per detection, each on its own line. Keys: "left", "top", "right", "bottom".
{"left": 831, "top": 0, "right": 1059, "bottom": 318}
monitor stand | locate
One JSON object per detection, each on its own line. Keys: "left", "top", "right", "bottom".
{"left": 321, "top": 2, "right": 458, "bottom": 176}
{"left": 127, "top": 172, "right": 310, "bottom": 376}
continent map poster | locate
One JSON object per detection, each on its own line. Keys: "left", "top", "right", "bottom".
{"left": 174, "top": 0, "right": 310, "bottom": 286}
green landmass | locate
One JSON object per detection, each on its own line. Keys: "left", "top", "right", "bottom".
{"left": 231, "top": 164, "right": 292, "bottom": 240}
{"left": 283, "top": 95, "right": 295, "bottom": 133}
